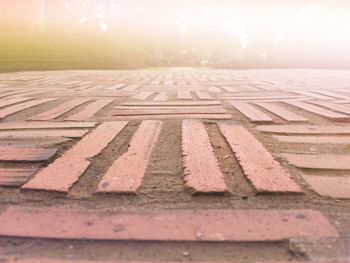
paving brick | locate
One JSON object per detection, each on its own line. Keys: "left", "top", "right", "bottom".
{"left": 177, "top": 91, "right": 192, "bottom": 100}
{"left": 0, "top": 146, "right": 56, "bottom": 162}
{"left": 218, "top": 123, "right": 301, "bottom": 193}
{"left": 28, "top": 99, "right": 90, "bottom": 121}
{"left": 182, "top": 120, "right": 227, "bottom": 193}
{"left": 0, "top": 130, "right": 88, "bottom": 139}
{"left": 302, "top": 174, "right": 350, "bottom": 199}
{"left": 310, "top": 100, "right": 350, "bottom": 115}
{"left": 65, "top": 99, "right": 113, "bottom": 121}
{"left": 196, "top": 91, "right": 213, "bottom": 100}
{"left": 114, "top": 108, "right": 227, "bottom": 116}
{"left": 111, "top": 114, "right": 232, "bottom": 120}
{"left": 257, "top": 124, "right": 350, "bottom": 135}
{"left": 0, "top": 98, "right": 55, "bottom": 119}
{"left": 22, "top": 122, "right": 128, "bottom": 192}
{"left": 255, "top": 102, "right": 308, "bottom": 122}
{"left": 285, "top": 101, "right": 350, "bottom": 120}
{"left": 0, "top": 207, "right": 338, "bottom": 241}
{"left": 0, "top": 121, "right": 96, "bottom": 130}
{"left": 97, "top": 120, "right": 162, "bottom": 193}
{"left": 273, "top": 135, "right": 350, "bottom": 144}
{"left": 0, "top": 97, "right": 31, "bottom": 108}
{"left": 282, "top": 154, "right": 350, "bottom": 170}
{"left": 122, "top": 101, "right": 221, "bottom": 106}
{"left": 153, "top": 92, "right": 168, "bottom": 101}
{"left": 314, "top": 90, "right": 349, "bottom": 100}
{"left": 0, "top": 168, "right": 38, "bottom": 187}
{"left": 295, "top": 91, "right": 334, "bottom": 100}
{"left": 230, "top": 101, "right": 274, "bottom": 123}
{"left": 131, "top": 91, "right": 154, "bottom": 100}
{"left": 207, "top": 86, "right": 221, "bottom": 92}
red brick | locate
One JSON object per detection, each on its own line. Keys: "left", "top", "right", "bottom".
{"left": 310, "top": 100, "right": 350, "bottom": 115}
{"left": 257, "top": 124, "right": 350, "bottom": 135}
{"left": 153, "top": 92, "right": 168, "bottom": 101}
{"left": 114, "top": 106, "right": 224, "bottom": 111}
{"left": 273, "top": 135, "right": 350, "bottom": 144}
{"left": 314, "top": 90, "right": 349, "bottom": 100}
{"left": 0, "top": 207, "right": 338, "bottom": 241}
{"left": 28, "top": 99, "right": 90, "bottom": 121}
{"left": 0, "top": 146, "right": 56, "bottom": 162}
{"left": 122, "top": 101, "right": 220, "bottom": 106}
{"left": 177, "top": 91, "right": 192, "bottom": 100}
{"left": 97, "top": 120, "right": 162, "bottom": 193}
{"left": 196, "top": 91, "right": 213, "bottom": 100}
{"left": 65, "top": 99, "right": 113, "bottom": 121}
{"left": 131, "top": 91, "right": 154, "bottom": 100}
{"left": 282, "top": 154, "right": 350, "bottom": 170}
{"left": 0, "top": 129, "right": 88, "bottom": 139}
{"left": 207, "top": 86, "right": 221, "bottom": 92}
{"left": 0, "top": 97, "right": 31, "bottom": 108}
{"left": 123, "top": 84, "right": 141, "bottom": 91}
{"left": 0, "top": 121, "right": 96, "bottom": 130}
{"left": 0, "top": 168, "right": 38, "bottom": 187}
{"left": 255, "top": 102, "right": 308, "bottom": 122}
{"left": 218, "top": 123, "right": 301, "bottom": 193}
{"left": 230, "top": 101, "right": 274, "bottom": 123}
{"left": 0, "top": 98, "right": 55, "bottom": 119}
{"left": 114, "top": 108, "right": 227, "bottom": 116}
{"left": 302, "top": 174, "right": 350, "bottom": 199}
{"left": 22, "top": 122, "right": 128, "bottom": 192}
{"left": 285, "top": 101, "right": 350, "bottom": 120}
{"left": 295, "top": 91, "right": 334, "bottom": 100}
{"left": 182, "top": 120, "right": 227, "bottom": 193}
{"left": 111, "top": 114, "right": 232, "bottom": 120}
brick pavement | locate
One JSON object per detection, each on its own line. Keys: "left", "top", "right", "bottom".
{"left": 0, "top": 69, "right": 349, "bottom": 262}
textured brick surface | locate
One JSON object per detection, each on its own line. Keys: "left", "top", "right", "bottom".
{"left": 177, "top": 91, "right": 192, "bottom": 100}
{"left": 302, "top": 174, "right": 350, "bottom": 199}
{"left": 0, "top": 98, "right": 55, "bottom": 119}
{"left": 219, "top": 124, "right": 301, "bottom": 193}
{"left": 66, "top": 99, "right": 113, "bottom": 121}
{"left": 0, "top": 146, "right": 56, "bottom": 162}
{"left": 230, "top": 101, "right": 273, "bottom": 123}
{"left": 273, "top": 135, "right": 350, "bottom": 144}
{"left": 0, "top": 207, "right": 338, "bottom": 241}
{"left": 282, "top": 154, "right": 350, "bottom": 170}
{"left": 0, "top": 168, "right": 38, "bottom": 187}
{"left": 257, "top": 125, "right": 350, "bottom": 134}
{"left": 97, "top": 120, "right": 162, "bottom": 193}
{"left": 28, "top": 99, "right": 90, "bottom": 120}
{"left": 0, "top": 129, "right": 88, "bottom": 139}
{"left": 285, "top": 101, "right": 350, "bottom": 120}
{"left": 255, "top": 102, "right": 308, "bottom": 122}
{"left": 22, "top": 122, "right": 128, "bottom": 192}
{"left": 182, "top": 120, "right": 227, "bottom": 193}
{"left": 0, "top": 121, "right": 96, "bottom": 130}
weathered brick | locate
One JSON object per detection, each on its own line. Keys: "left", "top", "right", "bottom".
{"left": 255, "top": 102, "right": 308, "bottom": 122}
{"left": 218, "top": 123, "right": 301, "bottom": 193}
{"left": 285, "top": 101, "right": 350, "bottom": 120}
{"left": 65, "top": 99, "right": 113, "bottom": 121}
{"left": 303, "top": 174, "right": 350, "bottom": 199}
{"left": 0, "top": 146, "right": 56, "bottom": 162}
{"left": 0, "top": 98, "right": 55, "bottom": 119}
{"left": 0, "top": 207, "right": 338, "bottom": 241}
{"left": 282, "top": 154, "right": 350, "bottom": 170}
{"left": 97, "top": 120, "right": 162, "bottom": 193}
{"left": 22, "top": 122, "right": 128, "bottom": 192}
{"left": 28, "top": 99, "right": 90, "bottom": 120}
{"left": 182, "top": 120, "right": 227, "bottom": 193}
{"left": 230, "top": 101, "right": 273, "bottom": 123}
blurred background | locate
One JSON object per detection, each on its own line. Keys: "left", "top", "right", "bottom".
{"left": 1, "top": 0, "right": 350, "bottom": 71}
